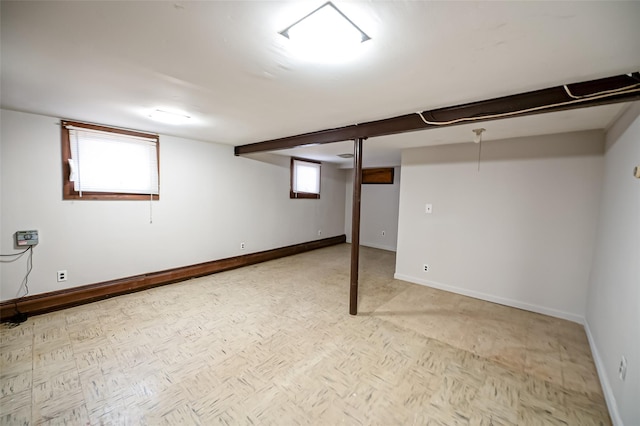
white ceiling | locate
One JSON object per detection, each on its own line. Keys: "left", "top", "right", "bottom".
{"left": 2, "top": 1, "right": 639, "bottom": 166}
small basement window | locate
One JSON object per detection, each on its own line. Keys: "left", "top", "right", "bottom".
{"left": 61, "top": 120, "right": 159, "bottom": 200}
{"left": 290, "top": 157, "right": 321, "bottom": 199}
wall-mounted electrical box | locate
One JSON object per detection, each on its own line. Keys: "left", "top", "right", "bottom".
{"left": 15, "top": 230, "right": 39, "bottom": 246}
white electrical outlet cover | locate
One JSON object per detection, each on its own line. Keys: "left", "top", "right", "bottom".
{"left": 619, "top": 356, "right": 628, "bottom": 380}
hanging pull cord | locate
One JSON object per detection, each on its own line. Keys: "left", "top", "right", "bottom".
{"left": 477, "top": 138, "right": 482, "bottom": 172}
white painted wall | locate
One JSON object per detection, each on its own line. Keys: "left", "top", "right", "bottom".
{"left": 0, "top": 109, "right": 346, "bottom": 301}
{"left": 0, "top": 113, "right": 3, "bottom": 287}
{"left": 395, "top": 131, "right": 604, "bottom": 322}
{"left": 585, "top": 103, "right": 640, "bottom": 426}
{"left": 345, "top": 167, "right": 400, "bottom": 252}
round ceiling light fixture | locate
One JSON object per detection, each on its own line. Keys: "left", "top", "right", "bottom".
{"left": 149, "top": 109, "right": 192, "bottom": 125}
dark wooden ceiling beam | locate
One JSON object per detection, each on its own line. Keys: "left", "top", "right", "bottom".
{"left": 234, "top": 72, "right": 640, "bottom": 155}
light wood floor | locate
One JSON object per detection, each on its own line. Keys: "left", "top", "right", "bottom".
{"left": 1, "top": 244, "right": 609, "bottom": 425}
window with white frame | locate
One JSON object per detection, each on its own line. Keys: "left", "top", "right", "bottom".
{"left": 290, "top": 157, "right": 321, "bottom": 199}
{"left": 61, "top": 120, "right": 159, "bottom": 200}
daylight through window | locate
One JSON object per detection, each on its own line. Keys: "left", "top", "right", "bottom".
{"left": 290, "top": 157, "right": 321, "bottom": 199}
{"left": 61, "top": 120, "right": 159, "bottom": 200}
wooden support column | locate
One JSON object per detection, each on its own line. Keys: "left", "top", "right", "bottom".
{"left": 349, "top": 138, "right": 364, "bottom": 315}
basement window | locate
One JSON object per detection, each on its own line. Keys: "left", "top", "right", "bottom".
{"left": 61, "top": 120, "right": 159, "bottom": 200}
{"left": 290, "top": 157, "right": 321, "bottom": 199}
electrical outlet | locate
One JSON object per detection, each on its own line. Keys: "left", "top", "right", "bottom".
{"left": 57, "top": 270, "right": 67, "bottom": 282}
{"left": 619, "top": 356, "right": 627, "bottom": 381}
{"left": 381, "top": 230, "right": 386, "bottom": 237}
{"left": 240, "top": 242, "right": 245, "bottom": 250}
{"left": 423, "top": 264, "right": 430, "bottom": 272}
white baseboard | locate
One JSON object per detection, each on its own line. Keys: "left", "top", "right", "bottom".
{"left": 393, "top": 273, "right": 584, "bottom": 324}
{"left": 584, "top": 320, "right": 623, "bottom": 426}
{"left": 392, "top": 273, "right": 623, "bottom": 424}
{"left": 360, "top": 242, "right": 396, "bottom": 252}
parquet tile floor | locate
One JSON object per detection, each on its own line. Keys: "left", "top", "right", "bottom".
{"left": 1, "top": 244, "right": 610, "bottom": 425}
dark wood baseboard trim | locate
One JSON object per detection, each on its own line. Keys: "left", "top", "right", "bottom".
{"left": 1, "top": 235, "right": 346, "bottom": 321}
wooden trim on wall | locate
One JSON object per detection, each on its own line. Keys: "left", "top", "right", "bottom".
{"left": 60, "top": 119, "right": 160, "bottom": 201}
{"left": 0, "top": 235, "right": 346, "bottom": 321}
{"left": 290, "top": 157, "right": 321, "bottom": 199}
{"left": 362, "top": 168, "right": 394, "bottom": 184}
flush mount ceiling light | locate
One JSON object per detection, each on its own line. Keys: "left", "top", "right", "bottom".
{"left": 279, "top": 2, "right": 371, "bottom": 63}
{"left": 149, "top": 109, "right": 191, "bottom": 125}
